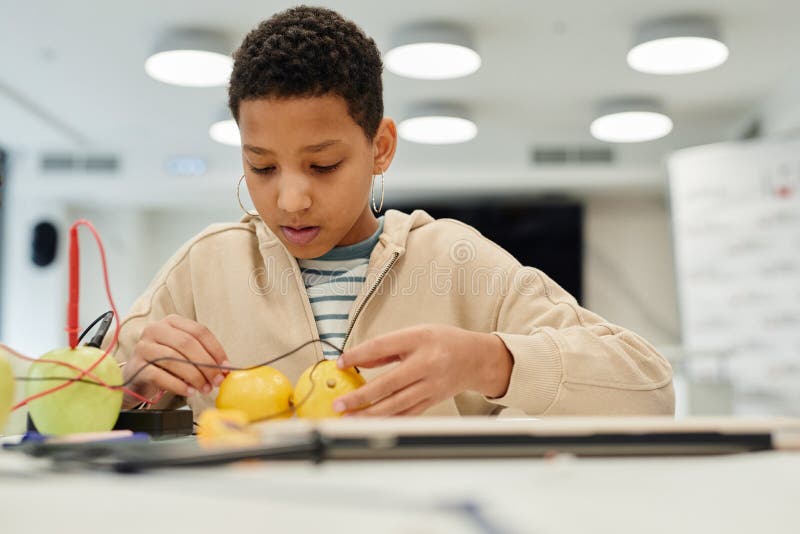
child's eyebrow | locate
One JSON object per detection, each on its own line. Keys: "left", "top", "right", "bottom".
{"left": 243, "top": 144, "right": 271, "bottom": 155}
{"left": 242, "top": 140, "right": 342, "bottom": 156}
{"left": 303, "top": 139, "right": 342, "bottom": 153}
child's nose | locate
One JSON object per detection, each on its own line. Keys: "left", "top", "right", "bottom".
{"left": 276, "top": 175, "right": 312, "bottom": 212}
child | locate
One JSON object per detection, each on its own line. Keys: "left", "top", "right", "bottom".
{"left": 113, "top": 6, "right": 673, "bottom": 417}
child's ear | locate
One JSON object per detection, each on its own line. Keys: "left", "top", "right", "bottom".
{"left": 372, "top": 118, "right": 398, "bottom": 174}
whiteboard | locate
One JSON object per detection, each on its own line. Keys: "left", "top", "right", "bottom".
{"left": 668, "top": 139, "right": 800, "bottom": 415}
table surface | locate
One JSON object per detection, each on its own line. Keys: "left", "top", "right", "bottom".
{"left": 1, "top": 437, "right": 799, "bottom": 534}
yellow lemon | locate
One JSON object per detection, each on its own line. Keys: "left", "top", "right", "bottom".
{"left": 293, "top": 360, "right": 365, "bottom": 419}
{"left": 196, "top": 408, "right": 259, "bottom": 448}
{"left": 216, "top": 366, "right": 293, "bottom": 422}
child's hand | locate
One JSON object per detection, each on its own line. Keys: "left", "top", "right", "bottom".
{"left": 123, "top": 315, "right": 229, "bottom": 407}
{"left": 333, "top": 324, "right": 513, "bottom": 416}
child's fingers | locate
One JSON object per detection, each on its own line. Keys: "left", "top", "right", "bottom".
{"left": 130, "top": 361, "right": 193, "bottom": 398}
{"left": 140, "top": 341, "right": 209, "bottom": 394}
{"left": 345, "top": 354, "right": 400, "bottom": 369}
{"left": 334, "top": 364, "right": 423, "bottom": 413}
{"left": 351, "top": 380, "right": 429, "bottom": 416}
{"left": 395, "top": 398, "right": 434, "bottom": 417}
{"left": 166, "top": 314, "right": 229, "bottom": 367}
{"left": 157, "top": 325, "right": 222, "bottom": 388}
{"left": 338, "top": 327, "right": 420, "bottom": 369}
{"left": 144, "top": 365, "right": 194, "bottom": 397}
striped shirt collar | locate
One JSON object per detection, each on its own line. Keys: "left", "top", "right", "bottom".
{"left": 307, "top": 216, "right": 384, "bottom": 261}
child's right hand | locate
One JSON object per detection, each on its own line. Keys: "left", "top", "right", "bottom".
{"left": 122, "top": 314, "right": 230, "bottom": 408}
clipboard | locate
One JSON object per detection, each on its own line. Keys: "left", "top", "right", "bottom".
{"left": 58, "top": 416, "right": 800, "bottom": 473}
{"left": 303, "top": 416, "right": 800, "bottom": 458}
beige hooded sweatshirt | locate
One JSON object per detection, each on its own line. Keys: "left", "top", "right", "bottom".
{"left": 111, "top": 209, "right": 674, "bottom": 418}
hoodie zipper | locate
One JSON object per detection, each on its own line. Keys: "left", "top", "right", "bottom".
{"left": 341, "top": 251, "right": 400, "bottom": 350}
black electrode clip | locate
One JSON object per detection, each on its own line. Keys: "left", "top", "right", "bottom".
{"left": 81, "top": 310, "right": 114, "bottom": 348}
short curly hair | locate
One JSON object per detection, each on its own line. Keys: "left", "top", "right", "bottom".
{"left": 228, "top": 6, "right": 384, "bottom": 140}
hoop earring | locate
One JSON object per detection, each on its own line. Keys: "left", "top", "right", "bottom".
{"left": 236, "top": 174, "right": 259, "bottom": 217}
{"left": 371, "top": 169, "right": 385, "bottom": 214}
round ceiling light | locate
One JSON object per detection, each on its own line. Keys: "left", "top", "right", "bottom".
{"left": 627, "top": 16, "right": 728, "bottom": 75}
{"left": 590, "top": 98, "right": 673, "bottom": 143}
{"left": 209, "top": 117, "right": 240, "bottom": 146}
{"left": 398, "top": 103, "right": 477, "bottom": 144}
{"left": 145, "top": 29, "right": 233, "bottom": 87}
{"left": 385, "top": 23, "right": 481, "bottom": 80}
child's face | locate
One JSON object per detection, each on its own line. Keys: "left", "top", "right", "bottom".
{"left": 238, "top": 95, "right": 395, "bottom": 259}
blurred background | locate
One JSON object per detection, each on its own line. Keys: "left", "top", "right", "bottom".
{"left": 2, "top": 1, "right": 799, "bottom": 430}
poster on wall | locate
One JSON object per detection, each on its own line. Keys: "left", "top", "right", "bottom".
{"left": 669, "top": 139, "right": 800, "bottom": 415}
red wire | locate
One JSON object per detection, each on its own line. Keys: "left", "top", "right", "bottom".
{"left": 67, "top": 226, "right": 80, "bottom": 349}
{"left": 9, "top": 219, "right": 162, "bottom": 410}
{"left": 4, "top": 343, "right": 156, "bottom": 406}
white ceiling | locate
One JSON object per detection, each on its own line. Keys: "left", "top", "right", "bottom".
{"left": 2, "top": 0, "right": 800, "bottom": 196}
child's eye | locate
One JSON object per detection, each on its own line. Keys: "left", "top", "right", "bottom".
{"left": 249, "top": 165, "right": 276, "bottom": 175}
{"left": 312, "top": 162, "right": 341, "bottom": 174}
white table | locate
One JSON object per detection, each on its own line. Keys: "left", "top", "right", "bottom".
{"left": 1, "top": 444, "right": 798, "bottom": 534}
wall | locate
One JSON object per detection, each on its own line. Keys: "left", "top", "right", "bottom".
{"left": 759, "top": 69, "right": 800, "bottom": 138}
{"left": 583, "top": 193, "right": 680, "bottom": 347}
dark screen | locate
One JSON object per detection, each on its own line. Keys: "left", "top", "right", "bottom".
{"left": 391, "top": 199, "right": 584, "bottom": 303}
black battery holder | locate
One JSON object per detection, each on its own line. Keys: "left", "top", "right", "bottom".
{"left": 113, "top": 410, "right": 194, "bottom": 438}
{"left": 26, "top": 409, "right": 194, "bottom": 438}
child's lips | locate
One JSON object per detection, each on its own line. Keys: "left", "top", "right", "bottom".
{"left": 281, "top": 225, "right": 321, "bottom": 245}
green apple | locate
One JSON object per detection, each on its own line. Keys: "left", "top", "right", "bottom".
{"left": 26, "top": 346, "right": 123, "bottom": 436}
{"left": 0, "top": 350, "right": 14, "bottom": 434}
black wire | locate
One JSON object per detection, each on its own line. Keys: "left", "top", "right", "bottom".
{"left": 119, "top": 338, "right": 344, "bottom": 387}
{"left": 15, "top": 337, "right": 346, "bottom": 389}
{"left": 76, "top": 310, "right": 113, "bottom": 345}
{"left": 16, "top": 376, "right": 105, "bottom": 386}
{"left": 16, "top": 338, "right": 350, "bottom": 421}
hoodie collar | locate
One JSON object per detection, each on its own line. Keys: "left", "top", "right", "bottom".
{"left": 245, "top": 209, "right": 435, "bottom": 258}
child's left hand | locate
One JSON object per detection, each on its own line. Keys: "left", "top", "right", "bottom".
{"left": 333, "top": 324, "right": 513, "bottom": 416}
